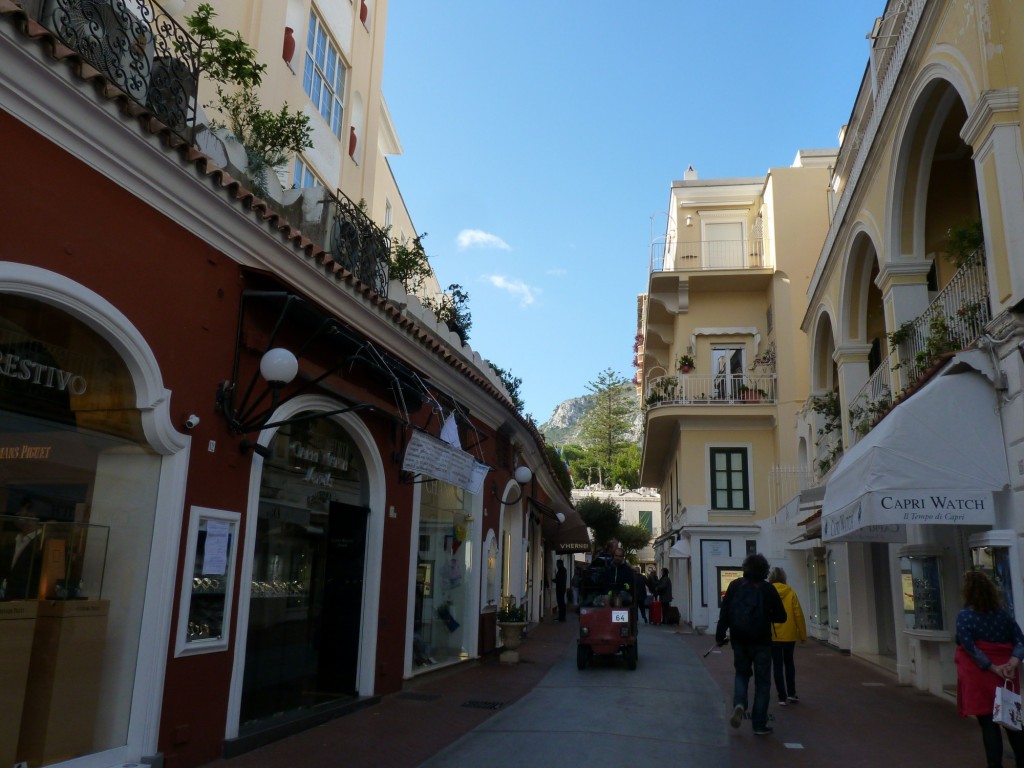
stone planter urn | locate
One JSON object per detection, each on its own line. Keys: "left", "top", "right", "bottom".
{"left": 497, "top": 621, "right": 527, "bottom": 663}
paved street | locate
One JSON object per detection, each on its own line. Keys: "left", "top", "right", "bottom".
{"left": 207, "top": 616, "right": 989, "bottom": 767}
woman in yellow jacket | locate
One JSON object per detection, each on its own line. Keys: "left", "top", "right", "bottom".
{"left": 769, "top": 567, "right": 806, "bottom": 706}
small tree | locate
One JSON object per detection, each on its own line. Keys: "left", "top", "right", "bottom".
{"left": 575, "top": 496, "right": 622, "bottom": 552}
{"left": 615, "top": 522, "right": 652, "bottom": 562}
{"left": 389, "top": 233, "right": 434, "bottom": 294}
{"left": 488, "top": 361, "right": 524, "bottom": 413}
{"left": 185, "top": 4, "right": 312, "bottom": 198}
{"left": 423, "top": 284, "right": 472, "bottom": 343}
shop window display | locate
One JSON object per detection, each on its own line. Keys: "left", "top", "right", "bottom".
{"left": 900, "top": 555, "right": 944, "bottom": 631}
{"left": 414, "top": 480, "right": 474, "bottom": 670}
{"left": 0, "top": 295, "right": 160, "bottom": 767}
{"left": 240, "top": 415, "right": 368, "bottom": 730}
{"left": 971, "top": 545, "right": 1014, "bottom": 614}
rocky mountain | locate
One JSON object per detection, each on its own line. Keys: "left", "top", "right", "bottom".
{"left": 540, "top": 394, "right": 594, "bottom": 445}
{"left": 540, "top": 390, "right": 643, "bottom": 446}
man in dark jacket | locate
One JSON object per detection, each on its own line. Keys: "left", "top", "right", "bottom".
{"left": 554, "top": 560, "right": 568, "bottom": 622}
{"left": 715, "top": 553, "right": 787, "bottom": 736}
{"left": 602, "top": 547, "right": 635, "bottom": 606}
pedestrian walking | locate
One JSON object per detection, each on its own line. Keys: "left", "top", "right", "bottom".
{"left": 715, "top": 553, "right": 786, "bottom": 736}
{"left": 955, "top": 570, "right": 1024, "bottom": 767}
{"left": 554, "top": 560, "right": 568, "bottom": 622}
{"left": 768, "top": 566, "right": 806, "bottom": 706}
{"left": 655, "top": 568, "right": 673, "bottom": 607}
{"left": 634, "top": 567, "right": 649, "bottom": 623}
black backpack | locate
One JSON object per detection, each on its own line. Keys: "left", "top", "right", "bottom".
{"left": 729, "top": 579, "right": 769, "bottom": 641}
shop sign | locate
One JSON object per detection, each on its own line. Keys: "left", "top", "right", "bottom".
{"left": 0, "top": 444, "right": 53, "bottom": 460}
{"left": 402, "top": 429, "right": 489, "bottom": 494}
{"left": 0, "top": 351, "right": 87, "bottom": 395}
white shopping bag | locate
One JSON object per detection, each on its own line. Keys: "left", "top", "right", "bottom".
{"left": 993, "top": 680, "right": 1023, "bottom": 731}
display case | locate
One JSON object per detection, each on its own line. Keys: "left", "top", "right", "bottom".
{"left": 900, "top": 550, "right": 944, "bottom": 631}
{"left": 0, "top": 515, "right": 109, "bottom": 601}
{"left": 175, "top": 506, "right": 240, "bottom": 656}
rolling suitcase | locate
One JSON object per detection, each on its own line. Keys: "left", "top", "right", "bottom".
{"left": 664, "top": 605, "right": 680, "bottom": 625}
{"left": 649, "top": 598, "right": 663, "bottom": 625}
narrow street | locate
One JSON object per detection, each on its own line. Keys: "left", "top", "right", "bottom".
{"left": 206, "top": 615, "right": 985, "bottom": 767}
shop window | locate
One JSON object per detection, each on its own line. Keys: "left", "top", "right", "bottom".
{"left": 413, "top": 480, "right": 474, "bottom": 671}
{"left": 240, "top": 415, "right": 367, "bottom": 729}
{"left": 709, "top": 448, "right": 749, "bottom": 511}
{"left": 900, "top": 553, "right": 944, "bottom": 631}
{"left": 971, "top": 545, "right": 1015, "bottom": 615}
{"left": 175, "top": 507, "right": 240, "bottom": 656}
{"left": 0, "top": 294, "right": 160, "bottom": 766}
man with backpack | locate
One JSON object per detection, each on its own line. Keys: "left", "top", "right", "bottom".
{"left": 715, "top": 553, "right": 787, "bottom": 736}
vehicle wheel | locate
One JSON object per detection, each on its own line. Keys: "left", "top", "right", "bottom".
{"left": 577, "top": 645, "right": 592, "bottom": 670}
{"left": 624, "top": 644, "right": 637, "bottom": 670}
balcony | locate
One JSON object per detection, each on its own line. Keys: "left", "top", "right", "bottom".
{"left": 650, "top": 239, "right": 767, "bottom": 273}
{"left": 644, "top": 373, "right": 777, "bottom": 408}
{"left": 844, "top": 247, "right": 990, "bottom": 447}
{"left": 24, "top": 0, "right": 201, "bottom": 142}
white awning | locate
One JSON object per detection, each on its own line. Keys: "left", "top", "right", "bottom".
{"left": 669, "top": 537, "right": 691, "bottom": 559}
{"left": 822, "top": 372, "right": 1008, "bottom": 543}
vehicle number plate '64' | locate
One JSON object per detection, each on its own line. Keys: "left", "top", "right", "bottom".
{"left": 612, "top": 610, "right": 629, "bottom": 623}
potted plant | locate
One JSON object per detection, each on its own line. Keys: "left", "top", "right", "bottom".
{"left": 677, "top": 354, "right": 696, "bottom": 373}
{"left": 497, "top": 596, "right": 527, "bottom": 662}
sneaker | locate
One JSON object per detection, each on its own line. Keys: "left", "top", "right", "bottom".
{"left": 753, "top": 727, "right": 774, "bottom": 736}
{"left": 787, "top": 695, "right": 799, "bottom": 703}
{"left": 730, "top": 704, "right": 744, "bottom": 729}
{"left": 778, "top": 698, "right": 787, "bottom": 706}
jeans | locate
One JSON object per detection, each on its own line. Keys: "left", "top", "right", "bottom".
{"left": 772, "top": 641, "right": 796, "bottom": 699}
{"left": 733, "top": 641, "right": 772, "bottom": 730}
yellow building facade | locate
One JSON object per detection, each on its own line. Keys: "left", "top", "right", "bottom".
{"left": 768, "top": 0, "right": 1024, "bottom": 699}
{"left": 640, "top": 152, "right": 836, "bottom": 632}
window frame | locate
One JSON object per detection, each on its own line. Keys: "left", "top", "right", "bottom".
{"left": 302, "top": 10, "right": 347, "bottom": 138}
{"left": 709, "top": 447, "right": 750, "bottom": 511}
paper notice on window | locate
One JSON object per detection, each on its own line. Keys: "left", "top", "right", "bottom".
{"left": 202, "top": 521, "right": 230, "bottom": 575}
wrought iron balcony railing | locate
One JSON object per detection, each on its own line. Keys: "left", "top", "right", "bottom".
{"left": 26, "top": 0, "right": 201, "bottom": 141}
{"left": 889, "top": 247, "right": 990, "bottom": 385}
{"left": 650, "top": 239, "right": 767, "bottom": 273}
{"left": 326, "top": 190, "right": 391, "bottom": 298}
{"left": 644, "top": 373, "right": 777, "bottom": 408}
{"left": 842, "top": 246, "right": 989, "bottom": 447}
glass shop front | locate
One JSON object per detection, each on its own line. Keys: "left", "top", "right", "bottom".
{"left": 0, "top": 294, "right": 160, "bottom": 767}
{"left": 240, "top": 414, "right": 369, "bottom": 732}
{"left": 413, "top": 480, "right": 474, "bottom": 670}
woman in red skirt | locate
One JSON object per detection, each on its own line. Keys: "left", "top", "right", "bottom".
{"left": 956, "top": 570, "right": 1024, "bottom": 767}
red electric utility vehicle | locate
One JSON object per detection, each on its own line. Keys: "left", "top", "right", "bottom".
{"left": 575, "top": 564, "right": 639, "bottom": 670}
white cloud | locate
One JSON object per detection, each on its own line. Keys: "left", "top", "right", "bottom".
{"left": 457, "top": 229, "right": 511, "bottom": 251}
{"left": 545, "top": 267, "right": 567, "bottom": 276}
{"left": 485, "top": 275, "right": 537, "bottom": 306}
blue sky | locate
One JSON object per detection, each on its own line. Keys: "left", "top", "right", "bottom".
{"left": 382, "top": 2, "right": 876, "bottom": 426}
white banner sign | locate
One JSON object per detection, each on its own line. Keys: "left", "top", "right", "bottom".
{"left": 823, "top": 490, "right": 995, "bottom": 542}
{"left": 402, "top": 429, "right": 489, "bottom": 494}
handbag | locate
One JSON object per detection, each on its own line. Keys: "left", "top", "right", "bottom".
{"left": 993, "top": 679, "right": 1023, "bottom": 731}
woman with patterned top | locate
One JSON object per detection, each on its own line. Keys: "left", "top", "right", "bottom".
{"left": 955, "top": 570, "right": 1024, "bottom": 768}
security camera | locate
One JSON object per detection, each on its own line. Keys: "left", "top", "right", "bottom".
{"left": 184, "top": 415, "right": 200, "bottom": 430}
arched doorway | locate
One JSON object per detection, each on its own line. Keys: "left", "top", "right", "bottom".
{"left": 238, "top": 413, "right": 370, "bottom": 730}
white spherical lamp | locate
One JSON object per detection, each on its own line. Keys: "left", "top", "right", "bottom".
{"left": 514, "top": 465, "right": 532, "bottom": 485}
{"left": 260, "top": 348, "right": 298, "bottom": 386}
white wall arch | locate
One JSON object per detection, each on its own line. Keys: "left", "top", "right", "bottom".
{"left": 225, "top": 394, "right": 387, "bottom": 737}
{"left": 0, "top": 260, "right": 187, "bottom": 759}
